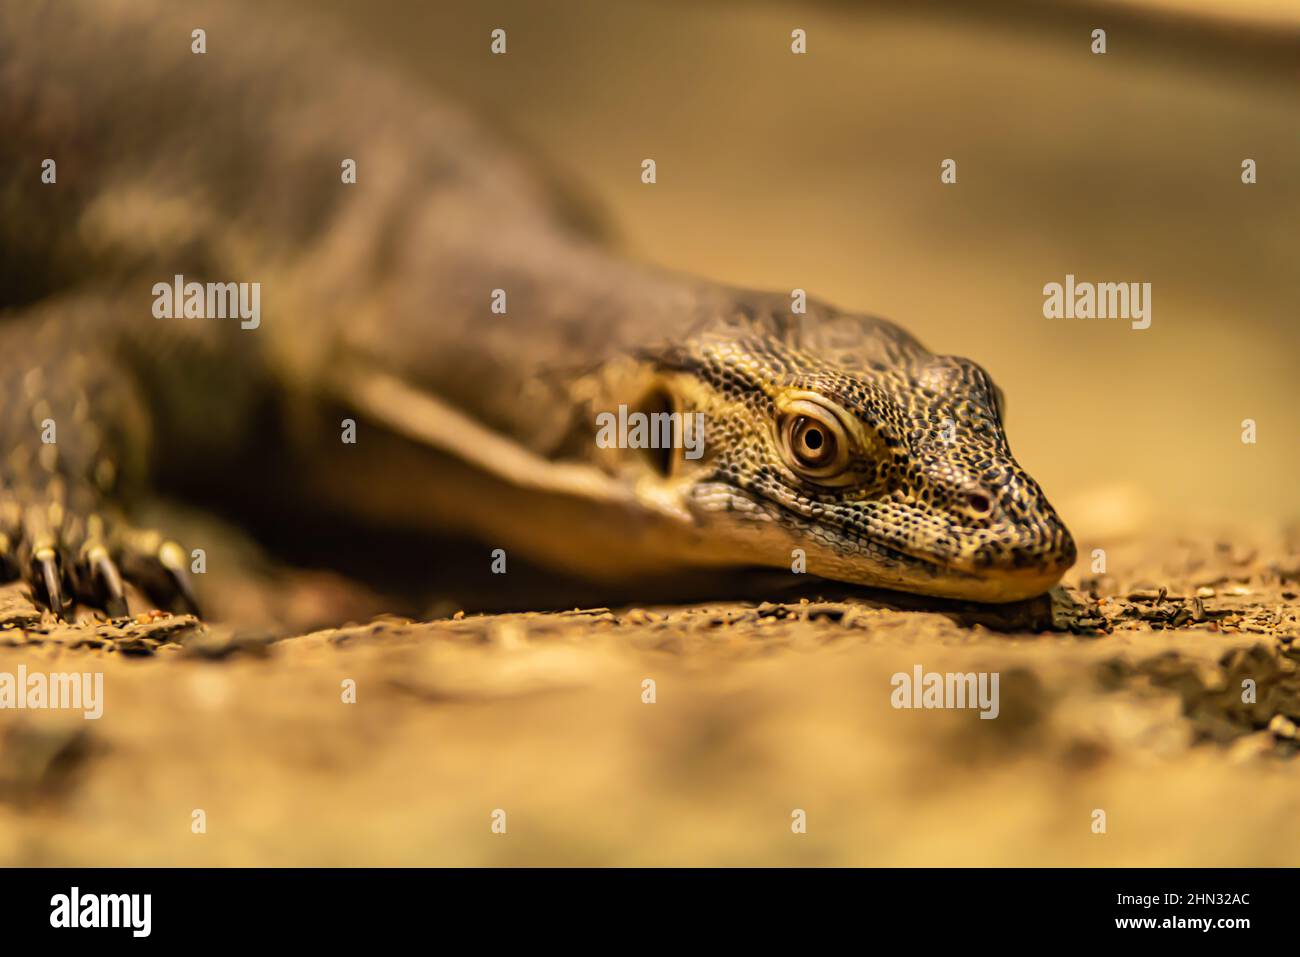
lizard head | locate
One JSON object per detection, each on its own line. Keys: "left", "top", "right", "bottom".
{"left": 643, "top": 304, "right": 1076, "bottom": 603}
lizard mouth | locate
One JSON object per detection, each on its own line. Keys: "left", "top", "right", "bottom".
{"left": 748, "top": 494, "right": 1065, "bottom": 601}
{"left": 862, "top": 531, "right": 1071, "bottom": 602}
{"left": 684, "top": 480, "right": 1070, "bottom": 602}
{"left": 798, "top": 493, "right": 1075, "bottom": 597}
{"left": 688, "top": 484, "right": 995, "bottom": 595}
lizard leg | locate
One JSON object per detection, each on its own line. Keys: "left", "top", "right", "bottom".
{"left": 0, "top": 295, "right": 201, "bottom": 620}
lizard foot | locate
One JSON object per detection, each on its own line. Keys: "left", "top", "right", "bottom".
{"left": 0, "top": 489, "right": 200, "bottom": 621}
{"left": 0, "top": 296, "right": 202, "bottom": 621}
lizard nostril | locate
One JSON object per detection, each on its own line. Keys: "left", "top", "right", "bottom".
{"left": 963, "top": 491, "right": 993, "bottom": 518}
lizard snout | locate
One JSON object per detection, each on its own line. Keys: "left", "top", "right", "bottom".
{"left": 961, "top": 511, "right": 1077, "bottom": 585}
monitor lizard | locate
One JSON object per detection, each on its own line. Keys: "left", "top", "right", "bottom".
{"left": 0, "top": 0, "right": 1076, "bottom": 619}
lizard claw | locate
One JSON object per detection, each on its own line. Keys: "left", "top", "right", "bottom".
{"left": 117, "top": 532, "right": 202, "bottom": 618}
{"left": 85, "top": 542, "right": 129, "bottom": 619}
{"left": 32, "top": 543, "right": 69, "bottom": 618}
{"left": 157, "top": 540, "right": 201, "bottom": 617}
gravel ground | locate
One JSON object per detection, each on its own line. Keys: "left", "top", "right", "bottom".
{"left": 1, "top": 528, "right": 1297, "bottom": 865}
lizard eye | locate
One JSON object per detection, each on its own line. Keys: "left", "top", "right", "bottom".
{"left": 778, "top": 399, "right": 851, "bottom": 483}
{"left": 791, "top": 417, "right": 835, "bottom": 467}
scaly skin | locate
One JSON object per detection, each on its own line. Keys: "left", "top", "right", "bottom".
{"left": 0, "top": 0, "right": 1074, "bottom": 618}
{"left": 647, "top": 298, "right": 1077, "bottom": 600}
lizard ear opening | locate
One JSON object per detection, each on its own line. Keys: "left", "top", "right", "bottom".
{"left": 633, "top": 386, "right": 678, "bottom": 478}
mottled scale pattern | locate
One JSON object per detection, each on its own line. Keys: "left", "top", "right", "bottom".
{"left": 644, "top": 297, "right": 1076, "bottom": 601}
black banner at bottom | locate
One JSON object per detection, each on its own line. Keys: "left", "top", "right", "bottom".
{"left": 0, "top": 867, "right": 1279, "bottom": 943}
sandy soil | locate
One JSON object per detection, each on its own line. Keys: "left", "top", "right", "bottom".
{"left": 1, "top": 527, "right": 1297, "bottom": 866}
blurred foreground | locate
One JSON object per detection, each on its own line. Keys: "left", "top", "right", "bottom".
{"left": 2, "top": 526, "right": 1297, "bottom": 866}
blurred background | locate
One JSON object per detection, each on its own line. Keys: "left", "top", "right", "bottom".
{"left": 299, "top": 0, "right": 1299, "bottom": 543}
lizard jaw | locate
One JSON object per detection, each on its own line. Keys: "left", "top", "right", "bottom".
{"left": 682, "top": 481, "right": 1073, "bottom": 603}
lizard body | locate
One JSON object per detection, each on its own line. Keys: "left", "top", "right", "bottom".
{"left": 0, "top": 0, "right": 1075, "bottom": 616}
